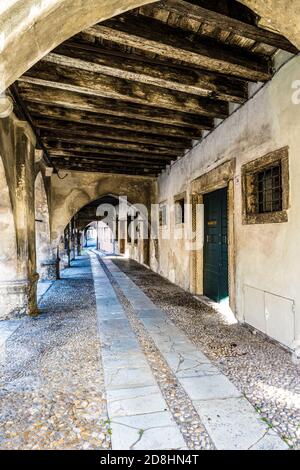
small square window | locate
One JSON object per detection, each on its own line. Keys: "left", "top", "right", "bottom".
{"left": 175, "top": 198, "right": 185, "bottom": 224}
{"left": 242, "top": 148, "right": 289, "bottom": 225}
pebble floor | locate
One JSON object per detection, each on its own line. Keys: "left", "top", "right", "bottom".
{"left": 0, "top": 257, "right": 111, "bottom": 450}
{"left": 111, "top": 257, "right": 300, "bottom": 450}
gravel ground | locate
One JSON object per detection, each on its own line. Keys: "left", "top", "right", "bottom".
{"left": 0, "top": 257, "right": 111, "bottom": 450}
{"left": 112, "top": 257, "right": 300, "bottom": 450}
{"left": 98, "top": 255, "right": 214, "bottom": 450}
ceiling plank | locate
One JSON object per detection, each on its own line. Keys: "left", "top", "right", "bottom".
{"left": 18, "top": 83, "right": 214, "bottom": 129}
{"left": 20, "top": 61, "right": 228, "bottom": 118}
{"left": 44, "top": 139, "right": 174, "bottom": 162}
{"left": 27, "top": 103, "right": 205, "bottom": 138}
{"left": 50, "top": 155, "right": 168, "bottom": 167}
{"left": 41, "top": 134, "right": 182, "bottom": 156}
{"left": 157, "top": 0, "right": 298, "bottom": 54}
{"left": 48, "top": 43, "right": 248, "bottom": 103}
{"left": 34, "top": 118, "right": 192, "bottom": 148}
{"left": 86, "top": 15, "right": 271, "bottom": 81}
{"left": 53, "top": 160, "right": 160, "bottom": 176}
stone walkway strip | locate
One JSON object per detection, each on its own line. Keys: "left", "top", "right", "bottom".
{"left": 90, "top": 252, "right": 186, "bottom": 450}
{"left": 98, "top": 254, "right": 288, "bottom": 451}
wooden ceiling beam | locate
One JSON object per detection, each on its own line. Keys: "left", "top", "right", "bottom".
{"left": 20, "top": 61, "right": 228, "bottom": 118}
{"left": 48, "top": 43, "right": 248, "bottom": 103}
{"left": 50, "top": 155, "right": 167, "bottom": 168}
{"left": 40, "top": 134, "right": 182, "bottom": 156}
{"left": 44, "top": 145, "right": 175, "bottom": 161}
{"left": 18, "top": 83, "right": 214, "bottom": 129}
{"left": 34, "top": 118, "right": 191, "bottom": 148}
{"left": 156, "top": 1, "right": 298, "bottom": 54}
{"left": 53, "top": 160, "right": 160, "bottom": 176}
{"left": 86, "top": 15, "right": 272, "bottom": 81}
{"left": 27, "top": 103, "right": 205, "bottom": 138}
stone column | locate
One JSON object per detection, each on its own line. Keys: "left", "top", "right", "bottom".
{"left": 76, "top": 230, "right": 82, "bottom": 256}
{"left": 15, "top": 121, "right": 39, "bottom": 316}
{"left": 0, "top": 111, "right": 39, "bottom": 319}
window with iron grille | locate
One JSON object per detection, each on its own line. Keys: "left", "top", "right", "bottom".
{"left": 242, "top": 147, "right": 289, "bottom": 224}
{"left": 255, "top": 164, "right": 282, "bottom": 214}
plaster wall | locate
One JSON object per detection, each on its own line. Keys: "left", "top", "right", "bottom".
{"left": 157, "top": 54, "right": 300, "bottom": 347}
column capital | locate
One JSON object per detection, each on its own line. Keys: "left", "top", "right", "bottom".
{"left": 16, "top": 119, "right": 37, "bottom": 147}
{"left": 35, "top": 149, "right": 44, "bottom": 163}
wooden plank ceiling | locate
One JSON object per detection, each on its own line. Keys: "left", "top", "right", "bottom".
{"left": 14, "top": 0, "right": 298, "bottom": 177}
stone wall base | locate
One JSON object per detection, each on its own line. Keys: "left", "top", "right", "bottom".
{"left": 0, "top": 279, "right": 29, "bottom": 320}
{"left": 39, "top": 259, "right": 59, "bottom": 281}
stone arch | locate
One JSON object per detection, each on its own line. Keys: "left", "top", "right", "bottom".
{"left": 35, "top": 171, "right": 53, "bottom": 280}
{"left": 50, "top": 173, "right": 155, "bottom": 247}
{"left": 1, "top": 1, "right": 300, "bottom": 94}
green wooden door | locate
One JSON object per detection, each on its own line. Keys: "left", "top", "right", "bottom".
{"left": 203, "top": 187, "right": 229, "bottom": 302}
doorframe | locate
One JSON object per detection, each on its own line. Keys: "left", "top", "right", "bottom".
{"left": 190, "top": 159, "right": 236, "bottom": 314}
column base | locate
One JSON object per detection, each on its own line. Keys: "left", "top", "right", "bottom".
{"left": 0, "top": 279, "right": 28, "bottom": 320}
{"left": 39, "top": 259, "right": 59, "bottom": 281}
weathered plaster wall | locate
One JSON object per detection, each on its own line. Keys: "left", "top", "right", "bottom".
{"left": 1, "top": 0, "right": 300, "bottom": 93}
{"left": 157, "top": 54, "right": 300, "bottom": 347}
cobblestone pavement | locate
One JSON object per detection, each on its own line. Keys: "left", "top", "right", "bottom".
{"left": 111, "top": 257, "right": 300, "bottom": 450}
{"left": 0, "top": 254, "right": 298, "bottom": 450}
{"left": 0, "top": 256, "right": 111, "bottom": 450}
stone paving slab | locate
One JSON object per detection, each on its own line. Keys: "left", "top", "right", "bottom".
{"left": 194, "top": 397, "right": 288, "bottom": 450}
{"left": 101, "top": 255, "right": 288, "bottom": 451}
{"left": 107, "top": 385, "right": 167, "bottom": 418}
{"left": 103, "top": 351, "right": 149, "bottom": 371}
{"left": 179, "top": 375, "right": 242, "bottom": 401}
{"left": 105, "top": 366, "right": 155, "bottom": 390}
{"left": 110, "top": 411, "right": 186, "bottom": 450}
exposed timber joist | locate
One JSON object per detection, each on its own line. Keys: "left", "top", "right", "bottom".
{"left": 44, "top": 139, "right": 174, "bottom": 162}
{"left": 20, "top": 61, "right": 228, "bottom": 118}
{"left": 156, "top": 0, "right": 298, "bottom": 54}
{"left": 27, "top": 103, "right": 205, "bottom": 138}
{"left": 41, "top": 134, "right": 182, "bottom": 157}
{"left": 54, "top": 159, "right": 160, "bottom": 176}
{"left": 47, "top": 43, "right": 248, "bottom": 103}
{"left": 50, "top": 155, "right": 168, "bottom": 168}
{"left": 17, "top": 83, "right": 215, "bottom": 129}
{"left": 85, "top": 15, "right": 272, "bottom": 81}
{"left": 34, "top": 118, "right": 191, "bottom": 148}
